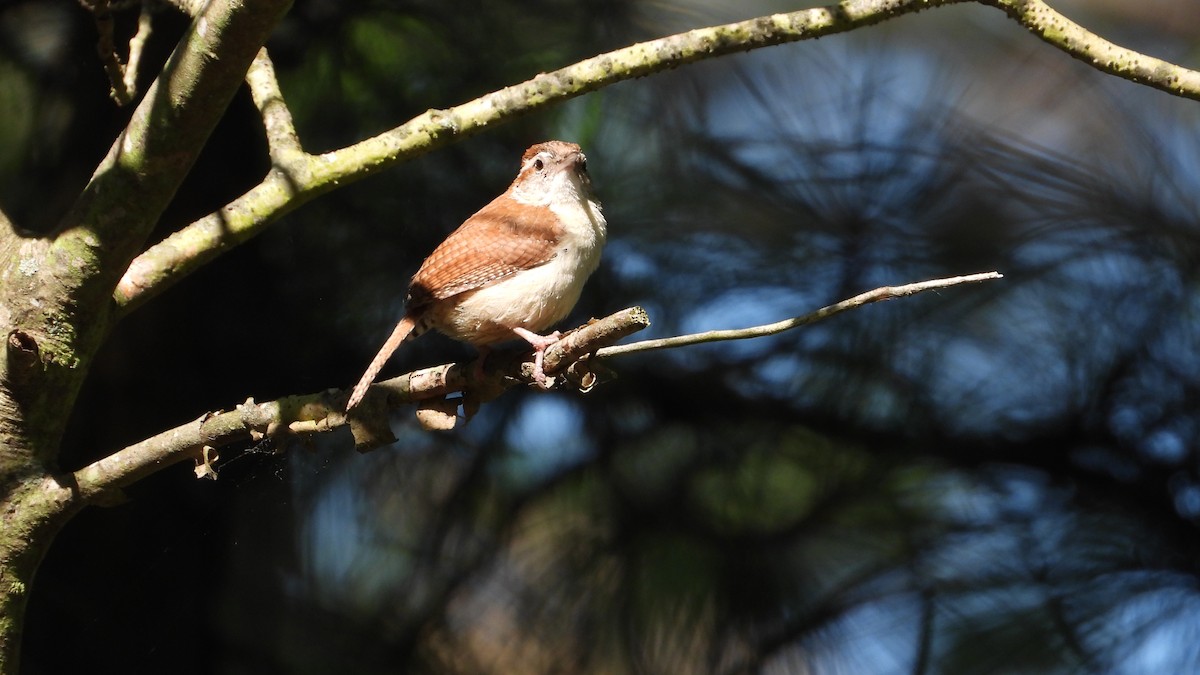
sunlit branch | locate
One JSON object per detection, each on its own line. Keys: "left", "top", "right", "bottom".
{"left": 57, "top": 0, "right": 291, "bottom": 303}
{"left": 596, "top": 272, "right": 1003, "bottom": 358}
{"left": 982, "top": 0, "right": 1200, "bottom": 101}
{"left": 246, "top": 48, "right": 304, "bottom": 164}
{"left": 122, "top": 2, "right": 153, "bottom": 101}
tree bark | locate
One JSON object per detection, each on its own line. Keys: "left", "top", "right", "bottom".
{"left": 0, "top": 1, "right": 292, "bottom": 671}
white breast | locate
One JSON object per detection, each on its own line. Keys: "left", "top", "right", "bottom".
{"left": 441, "top": 194, "right": 606, "bottom": 345}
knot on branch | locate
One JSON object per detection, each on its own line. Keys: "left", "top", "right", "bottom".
{"left": 4, "top": 330, "right": 43, "bottom": 386}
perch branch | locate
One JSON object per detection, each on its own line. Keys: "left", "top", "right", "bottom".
{"left": 69, "top": 307, "right": 650, "bottom": 501}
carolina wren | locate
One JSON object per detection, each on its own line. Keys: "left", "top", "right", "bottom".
{"left": 345, "top": 140, "right": 606, "bottom": 410}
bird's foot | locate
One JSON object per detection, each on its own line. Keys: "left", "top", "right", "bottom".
{"left": 512, "top": 327, "right": 562, "bottom": 389}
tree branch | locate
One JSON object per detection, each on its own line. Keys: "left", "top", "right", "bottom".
{"left": 596, "top": 272, "right": 1003, "bottom": 358}
{"left": 245, "top": 48, "right": 304, "bottom": 165}
{"left": 70, "top": 307, "right": 651, "bottom": 500}
{"left": 84, "top": 0, "right": 130, "bottom": 106}
{"left": 121, "top": 2, "right": 153, "bottom": 102}
{"left": 982, "top": 0, "right": 1200, "bottom": 101}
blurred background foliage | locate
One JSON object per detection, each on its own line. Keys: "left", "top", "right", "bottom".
{"left": 4, "top": 0, "right": 1200, "bottom": 672}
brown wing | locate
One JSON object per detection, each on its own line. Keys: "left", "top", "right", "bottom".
{"left": 407, "top": 195, "right": 564, "bottom": 308}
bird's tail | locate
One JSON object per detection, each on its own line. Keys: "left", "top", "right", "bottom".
{"left": 346, "top": 315, "right": 419, "bottom": 410}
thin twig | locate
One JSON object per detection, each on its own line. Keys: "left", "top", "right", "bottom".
{"left": 85, "top": 0, "right": 132, "bottom": 105}
{"left": 596, "top": 272, "right": 1003, "bottom": 358}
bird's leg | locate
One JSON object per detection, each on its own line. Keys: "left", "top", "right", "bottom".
{"left": 511, "top": 327, "right": 562, "bottom": 388}
{"left": 472, "top": 345, "right": 492, "bottom": 381}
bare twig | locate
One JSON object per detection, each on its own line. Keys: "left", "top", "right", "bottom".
{"left": 596, "top": 272, "right": 1003, "bottom": 358}
{"left": 85, "top": 0, "right": 131, "bottom": 105}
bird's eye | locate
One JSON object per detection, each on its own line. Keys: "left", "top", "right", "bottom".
{"left": 533, "top": 158, "right": 545, "bottom": 171}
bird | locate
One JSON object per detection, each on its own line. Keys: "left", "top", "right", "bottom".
{"left": 345, "top": 140, "right": 606, "bottom": 411}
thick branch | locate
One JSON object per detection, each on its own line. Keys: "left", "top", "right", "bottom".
{"left": 58, "top": 0, "right": 292, "bottom": 263}
{"left": 0, "top": 6, "right": 294, "bottom": 665}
